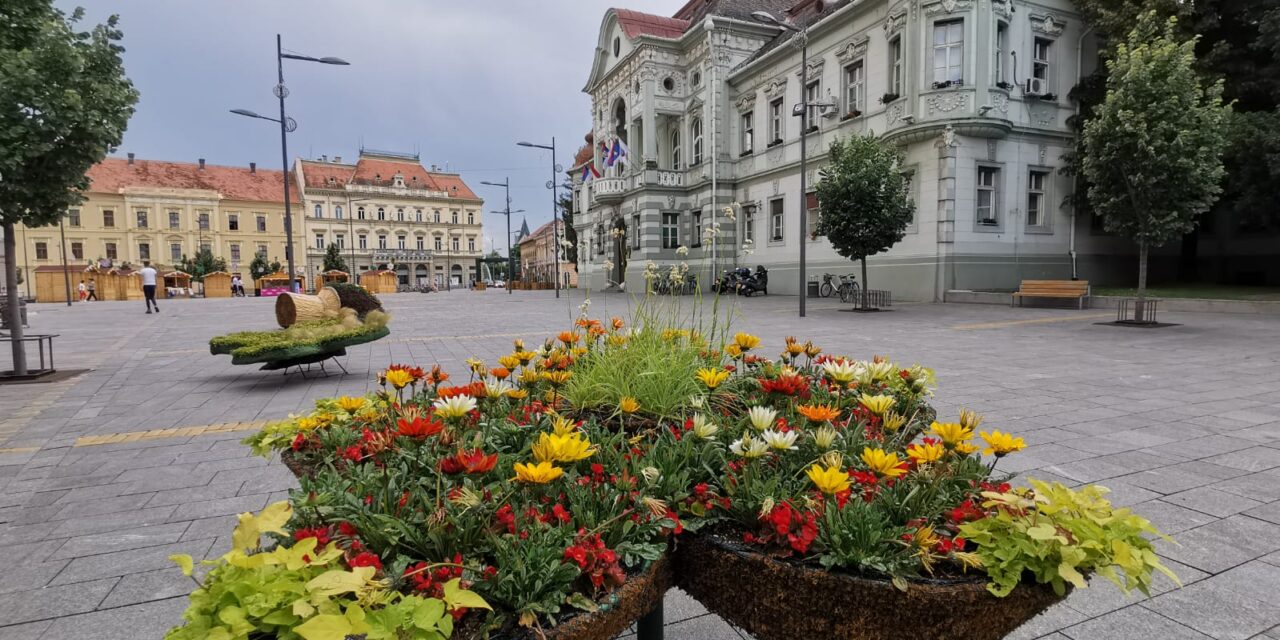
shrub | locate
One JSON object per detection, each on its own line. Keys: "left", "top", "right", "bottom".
{"left": 328, "top": 282, "right": 383, "bottom": 318}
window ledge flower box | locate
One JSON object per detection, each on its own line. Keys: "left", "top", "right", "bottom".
{"left": 840, "top": 110, "right": 863, "bottom": 121}
{"left": 767, "top": 139, "right": 784, "bottom": 148}
{"left": 880, "top": 93, "right": 901, "bottom": 104}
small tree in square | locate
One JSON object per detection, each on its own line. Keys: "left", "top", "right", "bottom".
{"left": 815, "top": 134, "right": 915, "bottom": 309}
{"left": 249, "top": 254, "right": 270, "bottom": 282}
{"left": 322, "top": 242, "right": 348, "bottom": 274}
{"left": 1083, "top": 12, "right": 1228, "bottom": 322}
{"left": 178, "top": 247, "right": 227, "bottom": 282}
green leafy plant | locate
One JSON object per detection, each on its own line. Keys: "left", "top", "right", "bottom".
{"left": 959, "top": 479, "right": 1179, "bottom": 597}
{"left": 561, "top": 325, "right": 713, "bottom": 418}
{"left": 209, "top": 309, "right": 391, "bottom": 364}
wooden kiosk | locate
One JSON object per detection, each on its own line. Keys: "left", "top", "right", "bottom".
{"left": 202, "top": 271, "right": 233, "bottom": 298}
{"left": 162, "top": 271, "right": 193, "bottom": 298}
{"left": 320, "top": 270, "right": 350, "bottom": 287}
{"left": 358, "top": 270, "right": 397, "bottom": 294}
{"left": 256, "top": 272, "right": 305, "bottom": 297}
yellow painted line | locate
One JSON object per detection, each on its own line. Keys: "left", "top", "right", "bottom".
{"left": 0, "top": 447, "right": 39, "bottom": 454}
{"left": 953, "top": 313, "right": 1113, "bottom": 331}
{"left": 74, "top": 420, "right": 269, "bottom": 447}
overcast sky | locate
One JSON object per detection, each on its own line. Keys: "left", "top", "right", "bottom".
{"left": 63, "top": 0, "right": 687, "bottom": 255}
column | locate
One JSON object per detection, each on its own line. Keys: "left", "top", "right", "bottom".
{"left": 642, "top": 72, "right": 658, "bottom": 168}
{"left": 934, "top": 131, "right": 959, "bottom": 301}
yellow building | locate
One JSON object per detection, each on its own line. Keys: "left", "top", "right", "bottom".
{"left": 13, "top": 154, "right": 299, "bottom": 300}
{"left": 295, "top": 150, "right": 484, "bottom": 289}
{"left": 520, "top": 221, "right": 577, "bottom": 289}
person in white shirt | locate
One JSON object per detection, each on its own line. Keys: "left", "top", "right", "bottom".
{"left": 139, "top": 260, "right": 159, "bottom": 313}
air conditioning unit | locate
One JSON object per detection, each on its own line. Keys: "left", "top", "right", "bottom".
{"left": 820, "top": 102, "right": 840, "bottom": 118}
{"left": 1025, "top": 77, "right": 1048, "bottom": 96}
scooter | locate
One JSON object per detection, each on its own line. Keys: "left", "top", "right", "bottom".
{"left": 737, "top": 266, "right": 769, "bottom": 297}
{"left": 711, "top": 269, "right": 741, "bottom": 294}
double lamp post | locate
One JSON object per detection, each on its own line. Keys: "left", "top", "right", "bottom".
{"left": 231, "top": 34, "right": 348, "bottom": 293}
{"left": 478, "top": 178, "right": 524, "bottom": 295}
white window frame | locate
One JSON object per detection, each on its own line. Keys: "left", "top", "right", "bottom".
{"left": 168, "top": 211, "right": 180, "bottom": 229}
{"left": 1032, "top": 37, "right": 1053, "bottom": 90}
{"left": 995, "top": 22, "right": 1009, "bottom": 86}
{"left": 359, "top": 235, "right": 368, "bottom": 249}
{"left": 769, "top": 99, "right": 784, "bottom": 144}
{"left": 335, "top": 205, "right": 343, "bottom": 220}
{"left": 691, "top": 118, "right": 704, "bottom": 165}
{"left": 976, "top": 165, "right": 1002, "bottom": 229}
{"left": 843, "top": 61, "right": 865, "bottom": 115}
{"left": 889, "top": 36, "right": 904, "bottom": 97}
{"left": 314, "top": 204, "right": 323, "bottom": 218}
{"left": 804, "top": 80, "right": 821, "bottom": 128}
{"left": 434, "top": 237, "right": 443, "bottom": 251}
{"left": 769, "top": 197, "right": 785, "bottom": 243}
{"left": 743, "top": 205, "right": 755, "bottom": 243}
{"left": 378, "top": 234, "right": 387, "bottom": 249}
{"left": 335, "top": 235, "right": 344, "bottom": 250}
{"left": 1026, "top": 168, "right": 1052, "bottom": 231}
{"left": 397, "top": 235, "right": 406, "bottom": 250}
{"left": 416, "top": 236, "right": 424, "bottom": 250}
{"left": 932, "top": 20, "right": 964, "bottom": 86}
{"left": 740, "top": 111, "right": 754, "bottom": 155}
{"left": 632, "top": 214, "right": 641, "bottom": 249}
{"left": 661, "top": 212, "right": 680, "bottom": 249}
{"left": 671, "top": 130, "right": 682, "bottom": 170}
{"left": 170, "top": 243, "right": 182, "bottom": 261}
{"left": 315, "top": 234, "right": 325, "bottom": 250}
{"left": 692, "top": 211, "right": 703, "bottom": 247}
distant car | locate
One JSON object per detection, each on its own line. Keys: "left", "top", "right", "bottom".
{"left": 492, "top": 280, "right": 506, "bottom": 288}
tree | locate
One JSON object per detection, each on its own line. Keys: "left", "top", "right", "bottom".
{"left": 268, "top": 259, "right": 283, "bottom": 276}
{"left": 814, "top": 135, "right": 915, "bottom": 309}
{"left": 322, "top": 243, "right": 348, "bottom": 273}
{"left": 178, "top": 248, "right": 227, "bottom": 282}
{"left": 249, "top": 254, "right": 270, "bottom": 281}
{"left": 1, "top": 1, "right": 138, "bottom": 375}
{"left": 1082, "top": 13, "right": 1228, "bottom": 321}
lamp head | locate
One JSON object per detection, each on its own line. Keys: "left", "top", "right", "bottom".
{"left": 230, "top": 108, "right": 261, "bottom": 118}
{"left": 318, "top": 56, "right": 350, "bottom": 65}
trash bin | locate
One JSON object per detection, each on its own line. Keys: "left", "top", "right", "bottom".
{"left": 807, "top": 281, "right": 820, "bottom": 298}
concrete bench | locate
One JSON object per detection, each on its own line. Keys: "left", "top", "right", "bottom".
{"left": 1011, "top": 280, "right": 1090, "bottom": 309}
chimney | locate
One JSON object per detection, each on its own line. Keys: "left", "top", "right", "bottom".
{"left": 127, "top": 152, "right": 135, "bottom": 165}
{"left": 198, "top": 158, "right": 206, "bottom": 170}
{"left": 333, "top": 156, "right": 341, "bottom": 163}
{"left": 249, "top": 162, "right": 257, "bottom": 174}
{"left": 321, "top": 154, "right": 328, "bottom": 162}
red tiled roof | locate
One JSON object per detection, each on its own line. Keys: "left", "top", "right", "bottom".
{"left": 350, "top": 156, "right": 443, "bottom": 190}
{"left": 429, "top": 173, "right": 479, "bottom": 200}
{"left": 614, "top": 9, "right": 689, "bottom": 39}
{"left": 299, "top": 160, "right": 356, "bottom": 189}
{"left": 86, "top": 157, "right": 300, "bottom": 203}
{"left": 520, "top": 221, "right": 556, "bottom": 246}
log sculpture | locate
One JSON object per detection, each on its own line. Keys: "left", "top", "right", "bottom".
{"left": 275, "top": 287, "right": 342, "bottom": 328}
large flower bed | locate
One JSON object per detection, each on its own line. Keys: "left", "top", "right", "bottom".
{"left": 169, "top": 306, "right": 1178, "bottom": 640}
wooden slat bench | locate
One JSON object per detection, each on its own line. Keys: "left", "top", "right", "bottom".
{"left": 1011, "top": 280, "right": 1090, "bottom": 309}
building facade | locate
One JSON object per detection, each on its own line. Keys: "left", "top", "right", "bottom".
{"left": 573, "top": 0, "right": 1105, "bottom": 300}
{"left": 519, "top": 221, "right": 578, "bottom": 288}
{"left": 11, "top": 155, "right": 298, "bottom": 297}
{"left": 294, "top": 151, "right": 484, "bottom": 289}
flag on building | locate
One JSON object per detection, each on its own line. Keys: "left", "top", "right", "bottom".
{"left": 580, "top": 162, "right": 601, "bottom": 182}
{"left": 607, "top": 139, "right": 629, "bottom": 167}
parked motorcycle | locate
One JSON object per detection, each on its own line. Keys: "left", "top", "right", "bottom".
{"left": 711, "top": 269, "right": 741, "bottom": 294}
{"left": 737, "top": 266, "right": 769, "bottom": 297}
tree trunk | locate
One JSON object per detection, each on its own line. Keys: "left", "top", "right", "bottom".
{"left": 1136, "top": 240, "right": 1149, "bottom": 323}
{"left": 861, "top": 257, "right": 870, "bottom": 310}
{"left": 4, "top": 222, "right": 28, "bottom": 376}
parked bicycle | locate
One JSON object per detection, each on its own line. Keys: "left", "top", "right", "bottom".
{"left": 837, "top": 274, "right": 861, "bottom": 304}
{"left": 818, "top": 273, "right": 839, "bottom": 298}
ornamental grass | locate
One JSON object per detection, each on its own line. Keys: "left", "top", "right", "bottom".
{"left": 171, "top": 302, "right": 1177, "bottom": 640}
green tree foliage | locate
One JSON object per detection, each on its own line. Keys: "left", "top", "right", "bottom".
{"left": 1082, "top": 13, "right": 1228, "bottom": 320}
{"left": 248, "top": 254, "right": 270, "bottom": 281}
{"left": 322, "top": 242, "right": 348, "bottom": 273}
{"left": 0, "top": 1, "right": 138, "bottom": 374}
{"left": 813, "top": 135, "right": 914, "bottom": 309}
{"left": 178, "top": 247, "right": 227, "bottom": 281}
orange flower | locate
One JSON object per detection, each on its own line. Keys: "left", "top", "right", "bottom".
{"left": 558, "top": 331, "right": 581, "bottom": 345}
{"left": 426, "top": 365, "right": 449, "bottom": 385}
{"left": 440, "top": 448, "right": 499, "bottom": 474}
{"left": 397, "top": 416, "right": 445, "bottom": 438}
{"left": 490, "top": 367, "right": 511, "bottom": 380}
{"left": 610, "top": 317, "right": 625, "bottom": 331}
{"left": 796, "top": 403, "right": 841, "bottom": 424}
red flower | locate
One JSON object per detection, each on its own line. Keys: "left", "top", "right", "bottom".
{"left": 294, "top": 527, "right": 330, "bottom": 546}
{"left": 349, "top": 551, "right": 383, "bottom": 571}
{"left": 397, "top": 416, "right": 445, "bottom": 438}
{"left": 290, "top": 434, "right": 306, "bottom": 451}
{"left": 663, "top": 508, "right": 684, "bottom": 535}
{"left": 440, "top": 449, "right": 499, "bottom": 474}
{"left": 758, "top": 374, "right": 811, "bottom": 398}
{"left": 337, "top": 522, "right": 358, "bottom": 537}
{"left": 341, "top": 446, "right": 363, "bottom": 462}
{"left": 758, "top": 502, "right": 818, "bottom": 555}
{"left": 551, "top": 504, "right": 572, "bottom": 524}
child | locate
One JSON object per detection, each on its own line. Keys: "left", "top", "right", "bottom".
{"left": 77, "top": 280, "right": 87, "bottom": 302}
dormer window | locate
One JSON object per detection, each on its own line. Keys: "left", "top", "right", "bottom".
{"left": 393, "top": 173, "right": 405, "bottom": 187}
{"left": 374, "top": 173, "right": 382, "bottom": 182}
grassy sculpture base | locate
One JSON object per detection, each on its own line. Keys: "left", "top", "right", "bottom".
{"left": 673, "top": 530, "right": 1066, "bottom": 640}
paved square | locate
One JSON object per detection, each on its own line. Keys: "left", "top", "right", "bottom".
{"left": 2, "top": 291, "right": 1280, "bottom": 640}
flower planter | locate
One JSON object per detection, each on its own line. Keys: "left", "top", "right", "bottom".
{"left": 498, "top": 554, "right": 672, "bottom": 640}
{"left": 673, "top": 531, "right": 1066, "bottom": 640}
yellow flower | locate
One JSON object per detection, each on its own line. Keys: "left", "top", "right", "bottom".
{"left": 954, "top": 441, "right": 980, "bottom": 456}
{"left": 784, "top": 337, "right": 806, "bottom": 356}
{"left": 959, "top": 408, "right": 984, "bottom": 431}
{"left": 618, "top": 397, "right": 640, "bottom": 414}
{"left": 518, "top": 368, "right": 541, "bottom": 386}
{"left": 513, "top": 461, "right": 564, "bottom": 484}
{"left": 295, "top": 417, "right": 321, "bottom": 432}
{"left": 513, "top": 350, "right": 538, "bottom": 366}
{"left": 541, "top": 370, "right": 572, "bottom": 386}
{"left": 465, "top": 358, "right": 486, "bottom": 375}
{"left": 813, "top": 425, "right": 839, "bottom": 450}
{"left": 695, "top": 368, "right": 730, "bottom": 390}
{"left": 432, "top": 395, "right": 478, "bottom": 420}
{"left": 882, "top": 411, "right": 907, "bottom": 433}
{"left": 549, "top": 414, "right": 578, "bottom": 435}
{"left": 498, "top": 355, "right": 521, "bottom": 370}
{"left": 803, "top": 341, "right": 822, "bottom": 358}
{"left": 384, "top": 369, "right": 415, "bottom": 390}
{"left": 532, "top": 431, "right": 597, "bottom": 463}
{"left": 505, "top": 388, "right": 529, "bottom": 400}
{"left": 336, "top": 396, "right": 366, "bottom": 413}
{"left": 906, "top": 442, "right": 946, "bottom": 465}
{"left": 733, "top": 332, "right": 762, "bottom": 352}
{"left": 724, "top": 343, "right": 743, "bottom": 358}
{"left": 606, "top": 334, "right": 628, "bottom": 347}
{"left": 861, "top": 447, "right": 908, "bottom": 479}
{"left": 859, "top": 394, "right": 897, "bottom": 416}
{"left": 806, "top": 464, "right": 852, "bottom": 495}
{"left": 980, "top": 430, "right": 1026, "bottom": 457}
{"left": 930, "top": 421, "right": 975, "bottom": 447}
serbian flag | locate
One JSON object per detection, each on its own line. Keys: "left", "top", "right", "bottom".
{"left": 607, "top": 139, "right": 629, "bottom": 166}
{"left": 599, "top": 140, "right": 612, "bottom": 165}
{"left": 580, "top": 162, "right": 600, "bottom": 182}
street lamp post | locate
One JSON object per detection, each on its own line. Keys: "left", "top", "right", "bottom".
{"left": 517, "top": 139, "right": 561, "bottom": 298}
{"left": 480, "top": 179, "right": 522, "bottom": 296}
{"left": 231, "top": 34, "right": 348, "bottom": 293}
{"left": 751, "top": 11, "right": 814, "bottom": 318}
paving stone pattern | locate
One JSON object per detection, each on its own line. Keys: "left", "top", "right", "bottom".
{"left": 2, "top": 291, "right": 1280, "bottom": 639}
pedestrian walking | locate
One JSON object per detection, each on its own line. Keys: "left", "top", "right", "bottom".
{"left": 140, "top": 260, "right": 159, "bottom": 313}
{"left": 86, "top": 279, "right": 97, "bottom": 301}
{"left": 77, "top": 280, "right": 87, "bottom": 302}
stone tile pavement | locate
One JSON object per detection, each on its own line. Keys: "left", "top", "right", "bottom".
{"left": 2, "top": 290, "right": 1280, "bottom": 639}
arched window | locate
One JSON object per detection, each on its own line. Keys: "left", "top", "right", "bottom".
{"left": 467, "top": 212, "right": 475, "bottom": 225}
{"left": 335, "top": 205, "right": 343, "bottom": 219}
{"left": 358, "top": 207, "right": 366, "bottom": 220}
{"left": 416, "top": 210, "right": 423, "bottom": 222}
{"left": 691, "top": 118, "right": 704, "bottom": 165}
{"left": 670, "top": 130, "right": 682, "bottom": 170}
{"left": 314, "top": 204, "right": 323, "bottom": 218}
{"left": 434, "top": 211, "right": 441, "bottom": 223}
{"left": 397, "top": 209, "right": 405, "bottom": 221}
{"left": 377, "top": 207, "right": 385, "bottom": 221}
{"left": 451, "top": 211, "right": 458, "bottom": 224}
